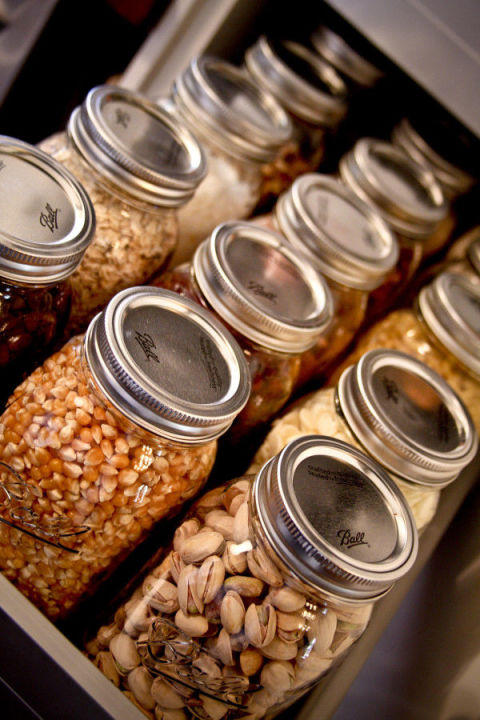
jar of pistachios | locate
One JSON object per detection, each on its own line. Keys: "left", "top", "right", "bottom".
{"left": 250, "top": 349, "right": 478, "bottom": 531}
{"left": 87, "top": 435, "right": 417, "bottom": 720}
{"left": 39, "top": 85, "right": 207, "bottom": 334}
{"left": 0, "top": 287, "right": 250, "bottom": 619}
{"left": 0, "top": 136, "right": 95, "bottom": 409}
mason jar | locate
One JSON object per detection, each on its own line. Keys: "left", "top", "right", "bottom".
{"left": 330, "top": 272, "right": 480, "bottom": 432}
{"left": 339, "top": 138, "right": 450, "bottom": 320}
{"left": 250, "top": 349, "right": 478, "bottom": 531}
{"left": 38, "top": 85, "right": 207, "bottom": 334}
{"left": 165, "top": 55, "right": 292, "bottom": 267}
{"left": 244, "top": 36, "right": 348, "bottom": 206}
{"left": 0, "top": 136, "right": 95, "bottom": 409}
{"left": 152, "top": 221, "right": 333, "bottom": 442}
{"left": 87, "top": 435, "right": 418, "bottom": 720}
{"left": 0, "top": 287, "right": 250, "bottom": 620}
{"left": 254, "top": 173, "right": 398, "bottom": 389}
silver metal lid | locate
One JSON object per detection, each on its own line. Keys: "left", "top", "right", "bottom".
{"left": 392, "top": 118, "right": 477, "bottom": 198}
{"left": 244, "top": 36, "right": 348, "bottom": 127}
{"left": 254, "top": 435, "right": 418, "bottom": 600}
{"left": 172, "top": 56, "right": 292, "bottom": 164}
{"left": 275, "top": 173, "right": 398, "bottom": 290}
{"left": 467, "top": 236, "right": 480, "bottom": 276}
{"left": 0, "top": 136, "right": 95, "bottom": 284}
{"left": 418, "top": 272, "right": 480, "bottom": 378}
{"left": 84, "top": 287, "right": 251, "bottom": 443}
{"left": 68, "top": 85, "right": 207, "bottom": 207}
{"left": 339, "top": 138, "right": 449, "bottom": 240}
{"left": 192, "top": 221, "right": 334, "bottom": 353}
{"left": 310, "top": 25, "right": 384, "bottom": 88}
{"left": 337, "top": 349, "right": 478, "bottom": 487}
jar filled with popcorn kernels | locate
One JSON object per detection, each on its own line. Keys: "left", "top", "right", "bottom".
{"left": 0, "top": 287, "right": 250, "bottom": 620}
{"left": 244, "top": 36, "right": 348, "bottom": 207}
{"left": 152, "top": 221, "right": 334, "bottom": 442}
{"left": 39, "top": 85, "right": 207, "bottom": 334}
{"left": 339, "top": 138, "right": 450, "bottom": 322}
{"left": 254, "top": 173, "right": 398, "bottom": 390}
{"left": 165, "top": 56, "right": 292, "bottom": 266}
{"left": 250, "top": 349, "right": 478, "bottom": 531}
{"left": 0, "top": 136, "right": 95, "bottom": 409}
{"left": 329, "top": 272, "right": 480, "bottom": 433}
{"left": 87, "top": 435, "right": 418, "bottom": 720}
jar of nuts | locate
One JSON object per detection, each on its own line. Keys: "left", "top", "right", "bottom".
{"left": 165, "top": 55, "right": 292, "bottom": 267}
{"left": 244, "top": 36, "right": 348, "bottom": 207}
{"left": 329, "top": 272, "right": 480, "bottom": 433}
{"left": 249, "top": 349, "right": 478, "bottom": 531}
{"left": 151, "top": 221, "right": 333, "bottom": 442}
{"left": 39, "top": 85, "right": 207, "bottom": 334}
{"left": 87, "top": 435, "right": 417, "bottom": 719}
{"left": 339, "top": 138, "right": 450, "bottom": 322}
{"left": 254, "top": 173, "right": 398, "bottom": 390}
{"left": 0, "top": 287, "right": 250, "bottom": 619}
{"left": 0, "top": 136, "right": 95, "bottom": 410}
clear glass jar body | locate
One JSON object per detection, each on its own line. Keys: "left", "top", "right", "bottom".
{"left": 172, "top": 133, "right": 263, "bottom": 267}
{"left": 249, "top": 387, "right": 440, "bottom": 531}
{"left": 0, "top": 336, "right": 217, "bottom": 620}
{"left": 0, "top": 276, "right": 72, "bottom": 410}
{"left": 39, "top": 132, "right": 178, "bottom": 334}
{"left": 152, "top": 264, "right": 301, "bottom": 442}
{"left": 329, "top": 308, "right": 480, "bottom": 432}
{"left": 87, "top": 475, "right": 375, "bottom": 719}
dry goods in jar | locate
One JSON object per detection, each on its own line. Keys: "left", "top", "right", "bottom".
{"left": 0, "top": 287, "right": 250, "bottom": 619}
{"left": 87, "top": 436, "right": 417, "bottom": 719}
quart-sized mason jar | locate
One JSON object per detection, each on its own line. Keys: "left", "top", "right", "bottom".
{"left": 0, "top": 287, "right": 250, "bottom": 620}
{"left": 166, "top": 56, "right": 292, "bottom": 266}
{"left": 39, "top": 85, "right": 207, "bottom": 334}
{"left": 339, "top": 139, "right": 450, "bottom": 320}
{"left": 152, "top": 221, "right": 333, "bottom": 443}
{"left": 244, "top": 36, "right": 348, "bottom": 206}
{"left": 329, "top": 272, "right": 480, "bottom": 433}
{"left": 87, "top": 435, "right": 418, "bottom": 720}
{"left": 255, "top": 174, "right": 398, "bottom": 389}
{"left": 250, "top": 349, "right": 478, "bottom": 531}
{"left": 0, "top": 136, "right": 95, "bottom": 409}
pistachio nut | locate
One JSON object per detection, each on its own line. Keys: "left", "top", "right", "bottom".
{"left": 222, "top": 541, "right": 248, "bottom": 575}
{"left": 247, "top": 545, "right": 283, "bottom": 587}
{"left": 151, "top": 677, "right": 185, "bottom": 710}
{"left": 127, "top": 666, "right": 155, "bottom": 711}
{"left": 198, "top": 693, "right": 230, "bottom": 720}
{"left": 267, "top": 586, "right": 306, "bottom": 613}
{"left": 260, "top": 636, "right": 298, "bottom": 661}
{"left": 260, "top": 660, "right": 295, "bottom": 695}
{"left": 192, "top": 653, "right": 222, "bottom": 678}
{"left": 240, "top": 648, "right": 264, "bottom": 676}
{"left": 173, "top": 518, "right": 201, "bottom": 553}
{"left": 331, "top": 601, "right": 373, "bottom": 627}
{"left": 245, "top": 603, "right": 276, "bottom": 648}
{"left": 306, "top": 609, "right": 337, "bottom": 654}
{"left": 96, "top": 622, "right": 120, "bottom": 650}
{"left": 232, "top": 501, "right": 252, "bottom": 543}
{"left": 205, "top": 591, "right": 224, "bottom": 624}
{"left": 220, "top": 591, "right": 245, "bottom": 634}
{"left": 174, "top": 609, "right": 209, "bottom": 637}
{"left": 205, "top": 509, "right": 235, "bottom": 539}
{"left": 206, "top": 628, "right": 234, "bottom": 666}
{"left": 142, "top": 576, "right": 180, "bottom": 614}
{"left": 124, "top": 598, "right": 152, "bottom": 637}
{"left": 196, "top": 555, "right": 225, "bottom": 605}
{"left": 331, "top": 631, "right": 356, "bottom": 657}
{"left": 177, "top": 564, "right": 204, "bottom": 615}
{"left": 193, "top": 487, "right": 226, "bottom": 519}
{"left": 180, "top": 531, "right": 225, "bottom": 564}
{"left": 276, "top": 611, "right": 306, "bottom": 644}
{"left": 224, "top": 575, "right": 264, "bottom": 598}
{"left": 169, "top": 551, "right": 185, "bottom": 585}
{"left": 109, "top": 632, "right": 140, "bottom": 675}
{"left": 227, "top": 492, "right": 247, "bottom": 517}
{"left": 152, "top": 553, "right": 173, "bottom": 580}
{"left": 94, "top": 650, "right": 120, "bottom": 687}
{"left": 294, "top": 648, "right": 333, "bottom": 685}
{"left": 223, "top": 482, "right": 249, "bottom": 515}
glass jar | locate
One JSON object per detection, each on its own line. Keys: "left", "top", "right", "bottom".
{"left": 87, "top": 435, "right": 417, "bottom": 720}
{"left": 166, "top": 56, "right": 292, "bottom": 267}
{"left": 339, "top": 138, "right": 450, "bottom": 321}
{"left": 152, "top": 221, "right": 333, "bottom": 442}
{"left": 0, "top": 136, "right": 95, "bottom": 409}
{"left": 250, "top": 349, "right": 478, "bottom": 531}
{"left": 244, "top": 36, "right": 348, "bottom": 207}
{"left": 0, "top": 287, "right": 250, "bottom": 620}
{"left": 258, "top": 173, "right": 398, "bottom": 389}
{"left": 39, "top": 85, "right": 207, "bottom": 334}
{"left": 329, "top": 272, "right": 480, "bottom": 433}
